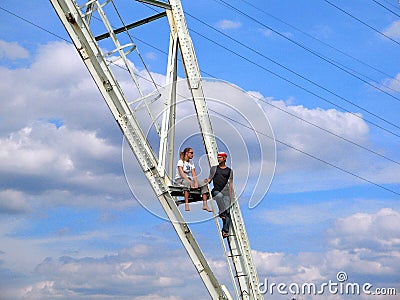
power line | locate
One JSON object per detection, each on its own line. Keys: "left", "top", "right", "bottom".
{"left": 0, "top": 6, "right": 70, "bottom": 43}
{"left": 4, "top": 2, "right": 400, "bottom": 162}
{"left": 135, "top": 66, "right": 400, "bottom": 196}
{"left": 104, "top": 44, "right": 400, "bottom": 197}
{"left": 119, "top": 12, "right": 400, "bottom": 164}
{"left": 371, "top": 0, "right": 400, "bottom": 18}
{"left": 209, "top": 108, "right": 400, "bottom": 197}
{"left": 237, "top": 0, "right": 400, "bottom": 91}
{"left": 214, "top": 0, "right": 400, "bottom": 107}
{"left": 250, "top": 94, "right": 400, "bottom": 167}
{"left": 323, "top": 0, "right": 400, "bottom": 46}
{"left": 133, "top": 64, "right": 400, "bottom": 197}
{"left": 382, "top": 0, "right": 400, "bottom": 11}
{"left": 190, "top": 27, "right": 400, "bottom": 139}
{"left": 185, "top": 11, "right": 400, "bottom": 133}
{"left": 120, "top": 34, "right": 400, "bottom": 168}
{"left": 135, "top": 1, "right": 400, "bottom": 136}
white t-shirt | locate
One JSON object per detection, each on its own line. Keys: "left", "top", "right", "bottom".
{"left": 175, "top": 159, "right": 195, "bottom": 180}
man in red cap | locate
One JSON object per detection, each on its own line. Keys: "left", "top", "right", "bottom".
{"left": 205, "top": 151, "right": 233, "bottom": 238}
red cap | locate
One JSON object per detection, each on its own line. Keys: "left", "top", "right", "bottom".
{"left": 217, "top": 152, "right": 227, "bottom": 158}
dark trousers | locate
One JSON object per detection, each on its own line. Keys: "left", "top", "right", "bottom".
{"left": 221, "top": 209, "right": 231, "bottom": 234}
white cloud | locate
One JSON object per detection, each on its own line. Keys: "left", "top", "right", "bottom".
{"left": 266, "top": 100, "right": 370, "bottom": 164}
{"left": 382, "top": 20, "right": 400, "bottom": 38}
{"left": 0, "top": 189, "right": 30, "bottom": 214}
{"left": 260, "top": 28, "right": 273, "bottom": 37}
{"left": 0, "top": 41, "right": 146, "bottom": 232}
{"left": 145, "top": 52, "right": 157, "bottom": 60}
{"left": 382, "top": 73, "right": 400, "bottom": 93}
{"left": 0, "top": 122, "right": 125, "bottom": 194}
{"left": 0, "top": 125, "right": 73, "bottom": 175}
{"left": 2, "top": 244, "right": 213, "bottom": 300}
{"left": 0, "top": 41, "right": 112, "bottom": 137}
{"left": 252, "top": 208, "right": 400, "bottom": 299}
{"left": 0, "top": 40, "right": 29, "bottom": 60}
{"left": 216, "top": 19, "right": 242, "bottom": 30}
{"left": 328, "top": 208, "right": 400, "bottom": 252}
{"left": 4, "top": 206, "right": 399, "bottom": 300}
{"left": 253, "top": 251, "right": 294, "bottom": 277}
{"left": 256, "top": 97, "right": 400, "bottom": 193}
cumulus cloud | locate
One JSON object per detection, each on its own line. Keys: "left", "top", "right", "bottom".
{"left": 328, "top": 208, "right": 400, "bottom": 253}
{"left": 253, "top": 96, "right": 400, "bottom": 193}
{"left": 0, "top": 41, "right": 113, "bottom": 138}
{"left": 265, "top": 99, "right": 370, "bottom": 167}
{"left": 321, "top": 208, "right": 400, "bottom": 289}
{"left": 5, "top": 207, "right": 398, "bottom": 299}
{"left": 0, "top": 40, "right": 29, "bottom": 60}
{"left": 0, "top": 121, "right": 126, "bottom": 196}
{"left": 4, "top": 244, "right": 214, "bottom": 300}
{"left": 253, "top": 208, "right": 400, "bottom": 298}
{"left": 0, "top": 41, "right": 142, "bottom": 201}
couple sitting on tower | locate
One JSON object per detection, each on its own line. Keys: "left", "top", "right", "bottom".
{"left": 174, "top": 147, "right": 233, "bottom": 238}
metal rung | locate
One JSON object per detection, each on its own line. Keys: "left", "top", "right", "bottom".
{"left": 228, "top": 254, "right": 242, "bottom": 258}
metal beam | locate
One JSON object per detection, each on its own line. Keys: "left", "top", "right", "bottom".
{"left": 136, "top": 0, "right": 171, "bottom": 10}
{"left": 95, "top": 12, "right": 167, "bottom": 41}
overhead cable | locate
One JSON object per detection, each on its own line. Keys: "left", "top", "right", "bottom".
{"left": 323, "top": 0, "right": 400, "bottom": 46}
{"left": 371, "top": 0, "right": 400, "bottom": 18}
{"left": 214, "top": 0, "right": 400, "bottom": 107}
{"left": 209, "top": 108, "right": 400, "bottom": 197}
{"left": 0, "top": 6, "right": 70, "bottom": 42}
{"left": 238, "top": 0, "right": 400, "bottom": 90}
{"left": 190, "top": 27, "right": 400, "bottom": 138}
{"left": 186, "top": 11, "right": 400, "bottom": 133}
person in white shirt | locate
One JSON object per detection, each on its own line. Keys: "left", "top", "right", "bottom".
{"left": 174, "top": 147, "right": 212, "bottom": 212}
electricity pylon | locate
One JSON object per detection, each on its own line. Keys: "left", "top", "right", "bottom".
{"left": 49, "top": 0, "right": 263, "bottom": 298}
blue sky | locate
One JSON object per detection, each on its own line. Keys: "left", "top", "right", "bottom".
{"left": 1, "top": 0, "right": 400, "bottom": 299}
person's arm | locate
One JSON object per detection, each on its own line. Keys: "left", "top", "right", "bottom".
{"left": 191, "top": 168, "right": 198, "bottom": 188}
{"left": 204, "top": 165, "right": 217, "bottom": 183}
{"left": 229, "top": 169, "right": 233, "bottom": 204}
{"left": 178, "top": 166, "right": 191, "bottom": 184}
